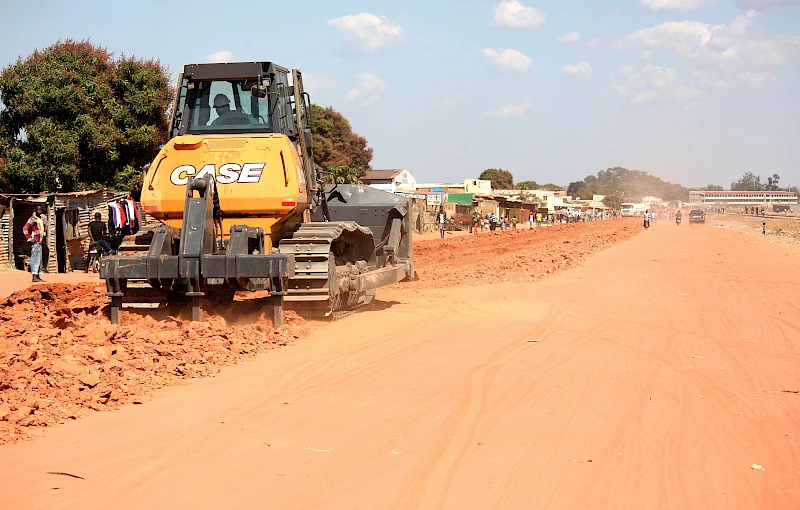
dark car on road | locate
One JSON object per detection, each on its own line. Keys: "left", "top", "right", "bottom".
{"left": 689, "top": 209, "right": 706, "bottom": 224}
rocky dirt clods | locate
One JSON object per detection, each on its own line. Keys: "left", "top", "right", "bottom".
{"left": 0, "top": 284, "right": 308, "bottom": 444}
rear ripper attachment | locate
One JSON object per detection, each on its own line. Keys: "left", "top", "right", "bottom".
{"left": 99, "top": 176, "right": 295, "bottom": 326}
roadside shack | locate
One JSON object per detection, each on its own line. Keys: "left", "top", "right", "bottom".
{"left": 1, "top": 190, "right": 130, "bottom": 273}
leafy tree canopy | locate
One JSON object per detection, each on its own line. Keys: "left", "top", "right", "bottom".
{"left": 567, "top": 167, "right": 688, "bottom": 202}
{"left": 479, "top": 168, "right": 514, "bottom": 190}
{"left": 310, "top": 104, "right": 372, "bottom": 184}
{"left": 730, "top": 172, "right": 795, "bottom": 193}
{"left": 516, "top": 180, "right": 538, "bottom": 190}
{"left": 0, "top": 39, "right": 172, "bottom": 197}
{"left": 731, "top": 172, "right": 763, "bottom": 191}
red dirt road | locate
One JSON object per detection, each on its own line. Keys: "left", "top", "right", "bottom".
{"left": 1, "top": 222, "right": 799, "bottom": 508}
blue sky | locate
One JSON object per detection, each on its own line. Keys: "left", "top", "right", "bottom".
{"left": 3, "top": 0, "right": 799, "bottom": 188}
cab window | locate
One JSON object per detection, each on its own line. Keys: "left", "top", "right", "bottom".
{"left": 186, "top": 81, "right": 272, "bottom": 133}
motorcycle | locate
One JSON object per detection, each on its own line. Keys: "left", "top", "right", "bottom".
{"left": 676, "top": 217, "right": 681, "bottom": 226}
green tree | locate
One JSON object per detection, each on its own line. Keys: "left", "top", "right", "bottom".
{"left": 569, "top": 167, "right": 687, "bottom": 202}
{"left": 766, "top": 174, "right": 780, "bottom": 191}
{"left": 324, "top": 166, "right": 362, "bottom": 184}
{"left": 479, "top": 168, "right": 514, "bottom": 190}
{"left": 700, "top": 184, "right": 723, "bottom": 191}
{"left": 567, "top": 180, "right": 585, "bottom": 197}
{"left": 0, "top": 39, "right": 172, "bottom": 197}
{"left": 516, "top": 180, "right": 538, "bottom": 190}
{"left": 310, "top": 104, "right": 372, "bottom": 183}
{"left": 731, "top": 172, "right": 763, "bottom": 191}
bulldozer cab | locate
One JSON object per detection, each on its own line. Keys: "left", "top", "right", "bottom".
{"left": 172, "top": 62, "right": 296, "bottom": 136}
{"left": 169, "top": 61, "right": 316, "bottom": 191}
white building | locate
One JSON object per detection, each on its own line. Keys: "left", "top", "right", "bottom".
{"left": 464, "top": 178, "right": 492, "bottom": 195}
{"left": 526, "top": 190, "right": 567, "bottom": 212}
{"left": 642, "top": 196, "right": 662, "bottom": 205}
{"left": 688, "top": 190, "right": 798, "bottom": 206}
{"left": 361, "top": 168, "right": 416, "bottom": 193}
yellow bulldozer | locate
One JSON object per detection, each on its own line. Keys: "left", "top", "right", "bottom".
{"left": 100, "top": 62, "right": 415, "bottom": 325}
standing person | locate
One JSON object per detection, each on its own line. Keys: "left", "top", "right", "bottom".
{"left": 22, "top": 205, "right": 47, "bottom": 282}
{"left": 643, "top": 210, "right": 650, "bottom": 229}
{"left": 438, "top": 207, "right": 446, "bottom": 239}
{"left": 762, "top": 222, "right": 767, "bottom": 235}
{"left": 529, "top": 212, "right": 534, "bottom": 230}
{"left": 536, "top": 211, "right": 542, "bottom": 227}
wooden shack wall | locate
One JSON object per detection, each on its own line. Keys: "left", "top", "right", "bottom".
{"left": 53, "top": 191, "right": 126, "bottom": 272}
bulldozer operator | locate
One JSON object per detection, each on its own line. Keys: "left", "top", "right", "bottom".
{"left": 211, "top": 94, "right": 253, "bottom": 126}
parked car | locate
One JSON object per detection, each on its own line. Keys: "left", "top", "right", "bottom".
{"left": 689, "top": 209, "right": 706, "bottom": 224}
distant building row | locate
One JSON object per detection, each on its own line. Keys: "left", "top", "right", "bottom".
{"left": 688, "top": 190, "right": 798, "bottom": 206}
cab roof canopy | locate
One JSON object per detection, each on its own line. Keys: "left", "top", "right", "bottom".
{"left": 183, "top": 62, "right": 289, "bottom": 81}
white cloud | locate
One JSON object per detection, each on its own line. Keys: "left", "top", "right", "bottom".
{"left": 481, "top": 48, "right": 533, "bottom": 73}
{"left": 556, "top": 32, "right": 580, "bottom": 43}
{"left": 692, "top": 69, "right": 733, "bottom": 88}
{"left": 490, "top": 1, "right": 546, "bottom": 28}
{"left": 328, "top": 13, "right": 404, "bottom": 55}
{"left": 563, "top": 62, "right": 593, "bottom": 81}
{"left": 303, "top": 74, "right": 337, "bottom": 95}
{"left": 615, "top": 10, "right": 800, "bottom": 69}
{"left": 640, "top": 0, "right": 716, "bottom": 11}
{"left": 614, "top": 65, "right": 706, "bottom": 105}
{"left": 343, "top": 74, "right": 389, "bottom": 106}
{"left": 435, "top": 94, "right": 462, "bottom": 112}
{"left": 640, "top": 50, "right": 653, "bottom": 60}
{"left": 585, "top": 38, "right": 602, "bottom": 48}
{"left": 205, "top": 50, "right": 234, "bottom": 63}
{"left": 485, "top": 98, "right": 531, "bottom": 117}
{"left": 738, "top": 71, "right": 778, "bottom": 87}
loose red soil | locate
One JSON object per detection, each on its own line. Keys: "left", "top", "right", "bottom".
{"left": 0, "top": 284, "right": 308, "bottom": 443}
{"left": 408, "top": 220, "right": 640, "bottom": 289}
{"left": 0, "top": 220, "right": 636, "bottom": 444}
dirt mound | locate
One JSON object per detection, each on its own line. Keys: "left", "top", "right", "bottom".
{"left": 405, "top": 220, "right": 640, "bottom": 290}
{"left": 0, "top": 284, "right": 307, "bottom": 444}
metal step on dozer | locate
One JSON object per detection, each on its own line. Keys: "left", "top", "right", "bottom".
{"left": 100, "top": 60, "right": 415, "bottom": 326}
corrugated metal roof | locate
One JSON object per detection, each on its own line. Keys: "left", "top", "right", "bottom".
{"left": 362, "top": 169, "right": 404, "bottom": 181}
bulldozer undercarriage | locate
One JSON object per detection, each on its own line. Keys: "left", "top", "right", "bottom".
{"left": 100, "top": 177, "right": 412, "bottom": 327}
{"left": 279, "top": 222, "right": 386, "bottom": 316}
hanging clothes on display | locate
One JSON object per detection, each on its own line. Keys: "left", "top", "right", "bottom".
{"left": 107, "top": 197, "right": 141, "bottom": 239}
{"left": 124, "top": 197, "right": 139, "bottom": 231}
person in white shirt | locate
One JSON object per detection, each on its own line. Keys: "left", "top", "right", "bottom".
{"left": 438, "top": 207, "right": 446, "bottom": 239}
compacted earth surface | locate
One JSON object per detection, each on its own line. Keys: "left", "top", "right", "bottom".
{"left": 1, "top": 217, "right": 799, "bottom": 509}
